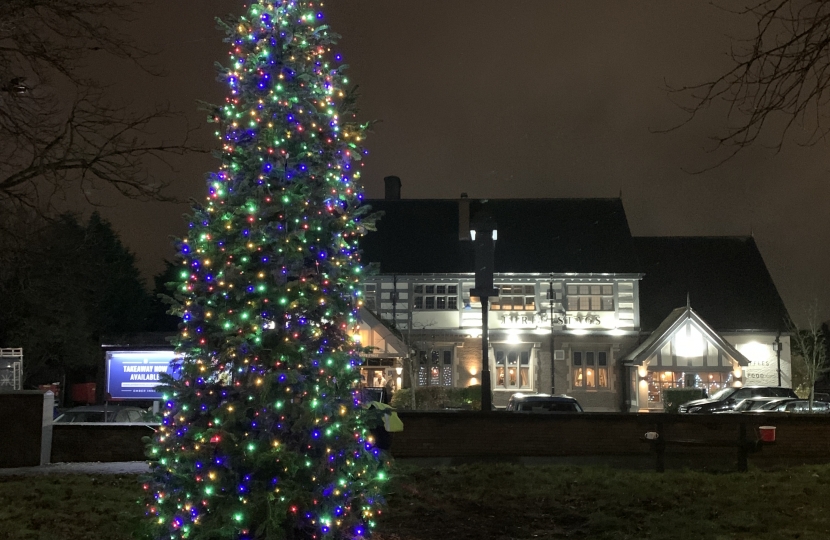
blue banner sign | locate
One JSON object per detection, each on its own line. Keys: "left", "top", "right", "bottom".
{"left": 106, "top": 350, "right": 180, "bottom": 400}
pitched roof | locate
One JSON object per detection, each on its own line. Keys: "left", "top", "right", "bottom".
{"left": 633, "top": 236, "right": 788, "bottom": 332}
{"left": 360, "top": 198, "right": 638, "bottom": 274}
{"left": 622, "top": 305, "right": 750, "bottom": 367}
{"left": 358, "top": 198, "right": 788, "bottom": 333}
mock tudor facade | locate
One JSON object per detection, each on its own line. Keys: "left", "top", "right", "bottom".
{"left": 356, "top": 181, "right": 792, "bottom": 411}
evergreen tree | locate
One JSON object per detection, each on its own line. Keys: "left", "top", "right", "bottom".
{"left": 145, "top": 2, "right": 385, "bottom": 539}
{"left": 0, "top": 211, "right": 151, "bottom": 388}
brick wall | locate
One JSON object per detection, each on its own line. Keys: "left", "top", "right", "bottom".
{"left": 51, "top": 424, "right": 157, "bottom": 463}
{"left": 0, "top": 391, "right": 52, "bottom": 468}
{"left": 390, "top": 412, "right": 830, "bottom": 468}
{"left": 28, "top": 411, "right": 830, "bottom": 469}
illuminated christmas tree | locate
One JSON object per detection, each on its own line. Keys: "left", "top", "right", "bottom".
{"left": 144, "top": 2, "right": 386, "bottom": 539}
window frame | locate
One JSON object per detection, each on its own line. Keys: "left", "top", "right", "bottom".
{"left": 493, "top": 346, "right": 534, "bottom": 390}
{"left": 413, "top": 284, "right": 459, "bottom": 311}
{"left": 570, "top": 348, "right": 610, "bottom": 391}
{"left": 416, "top": 348, "right": 454, "bottom": 387}
{"left": 566, "top": 284, "right": 614, "bottom": 312}
{"left": 491, "top": 284, "right": 536, "bottom": 311}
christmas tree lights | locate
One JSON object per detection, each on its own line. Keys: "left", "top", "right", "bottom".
{"left": 144, "top": 2, "right": 385, "bottom": 539}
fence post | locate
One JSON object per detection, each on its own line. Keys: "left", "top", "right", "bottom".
{"left": 655, "top": 421, "right": 665, "bottom": 473}
{"left": 737, "top": 422, "right": 748, "bottom": 472}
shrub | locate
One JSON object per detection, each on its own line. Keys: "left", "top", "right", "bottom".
{"left": 663, "top": 388, "right": 706, "bottom": 413}
{"left": 390, "top": 385, "right": 482, "bottom": 410}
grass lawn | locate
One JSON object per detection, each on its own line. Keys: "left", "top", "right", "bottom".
{"left": 2, "top": 463, "right": 830, "bottom": 539}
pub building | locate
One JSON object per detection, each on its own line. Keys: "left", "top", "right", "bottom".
{"left": 355, "top": 177, "right": 792, "bottom": 411}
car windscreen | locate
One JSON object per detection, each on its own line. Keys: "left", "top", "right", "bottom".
{"left": 768, "top": 388, "right": 797, "bottom": 397}
{"left": 56, "top": 411, "right": 111, "bottom": 423}
{"left": 758, "top": 399, "right": 791, "bottom": 410}
{"left": 710, "top": 387, "right": 736, "bottom": 400}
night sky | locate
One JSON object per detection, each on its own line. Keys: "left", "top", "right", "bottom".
{"left": 88, "top": 1, "right": 830, "bottom": 324}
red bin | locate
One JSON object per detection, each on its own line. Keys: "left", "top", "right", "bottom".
{"left": 70, "top": 382, "right": 96, "bottom": 404}
{"left": 759, "top": 425, "right": 776, "bottom": 443}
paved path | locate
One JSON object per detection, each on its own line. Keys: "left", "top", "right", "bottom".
{"left": 0, "top": 461, "right": 150, "bottom": 476}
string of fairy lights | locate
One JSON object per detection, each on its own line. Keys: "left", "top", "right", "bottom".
{"left": 145, "top": 2, "right": 386, "bottom": 539}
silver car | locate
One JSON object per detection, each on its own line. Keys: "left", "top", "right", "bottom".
{"left": 54, "top": 405, "right": 150, "bottom": 423}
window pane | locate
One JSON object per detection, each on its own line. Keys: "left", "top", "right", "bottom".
{"left": 442, "top": 365, "right": 452, "bottom": 386}
{"left": 425, "top": 297, "right": 434, "bottom": 309}
{"left": 508, "top": 365, "right": 517, "bottom": 386}
{"left": 414, "top": 297, "right": 423, "bottom": 309}
{"left": 443, "top": 351, "right": 452, "bottom": 364}
{"left": 507, "top": 351, "right": 518, "bottom": 365}
{"left": 602, "top": 285, "right": 613, "bottom": 295}
{"left": 448, "top": 285, "right": 458, "bottom": 294}
{"left": 414, "top": 285, "right": 423, "bottom": 293}
{"left": 437, "top": 285, "right": 446, "bottom": 294}
{"left": 586, "top": 352, "right": 595, "bottom": 366}
{"left": 437, "top": 297, "right": 446, "bottom": 309}
{"left": 520, "top": 367, "right": 530, "bottom": 388}
{"left": 579, "top": 297, "right": 590, "bottom": 310}
{"left": 602, "top": 297, "right": 614, "bottom": 311}
{"left": 598, "top": 367, "right": 608, "bottom": 388}
{"left": 591, "top": 285, "right": 601, "bottom": 295}
{"left": 365, "top": 284, "right": 376, "bottom": 292}
{"left": 525, "top": 297, "right": 535, "bottom": 310}
{"left": 586, "top": 367, "right": 596, "bottom": 388}
{"left": 448, "top": 297, "right": 458, "bottom": 309}
{"left": 598, "top": 352, "right": 607, "bottom": 366}
{"left": 496, "top": 351, "right": 505, "bottom": 365}
{"left": 426, "top": 285, "right": 435, "bottom": 294}
{"left": 500, "top": 285, "right": 512, "bottom": 295}
{"left": 520, "top": 351, "right": 529, "bottom": 365}
{"left": 525, "top": 285, "right": 535, "bottom": 294}
{"left": 418, "top": 367, "right": 427, "bottom": 386}
{"left": 573, "top": 352, "right": 582, "bottom": 366}
{"left": 497, "top": 367, "right": 505, "bottom": 386}
{"left": 591, "top": 296, "right": 602, "bottom": 310}
{"left": 567, "top": 297, "right": 578, "bottom": 311}
{"left": 430, "top": 364, "right": 440, "bottom": 385}
{"left": 575, "top": 367, "right": 583, "bottom": 387}
{"left": 579, "top": 285, "right": 590, "bottom": 295}
{"left": 567, "top": 285, "right": 578, "bottom": 295}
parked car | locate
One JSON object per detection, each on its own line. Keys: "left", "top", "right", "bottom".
{"left": 715, "top": 397, "right": 795, "bottom": 413}
{"left": 678, "top": 386, "right": 798, "bottom": 414}
{"left": 54, "top": 405, "right": 150, "bottom": 423}
{"left": 748, "top": 399, "right": 830, "bottom": 414}
{"left": 506, "top": 393, "right": 583, "bottom": 412}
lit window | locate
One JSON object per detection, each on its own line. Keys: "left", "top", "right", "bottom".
{"left": 572, "top": 349, "right": 610, "bottom": 389}
{"left": 494, "top": 348, "right": 533, "bottom": 390}
{"left": 491, "top": 285, "right": 535, "bottom": 311}
{"left": 417, "top": 349, "right": 453, "bottom": 387}
{"left": 566, "top": 284, "right": 614, "bottom": 312}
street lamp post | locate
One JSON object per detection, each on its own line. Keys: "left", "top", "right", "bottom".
{"left": 470, "top": 216, "right": 498, "bottom": 412}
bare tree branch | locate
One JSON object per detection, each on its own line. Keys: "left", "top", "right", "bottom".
{"left": 0, "top": 0, "right": 206, "bottom": 216}
{"left": 668, "top": 0, "right": 830, "bottom": 167}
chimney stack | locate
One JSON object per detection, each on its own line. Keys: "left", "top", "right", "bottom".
{"left": 384, "top": 176, "right": 401, "bottom": 200}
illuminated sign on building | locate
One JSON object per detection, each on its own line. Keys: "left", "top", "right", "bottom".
{"left": 495, "top": 311, "right": 616, "bottom": 329}
{"left": 105, "top": 350, "right": 180, "bottom": 400}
